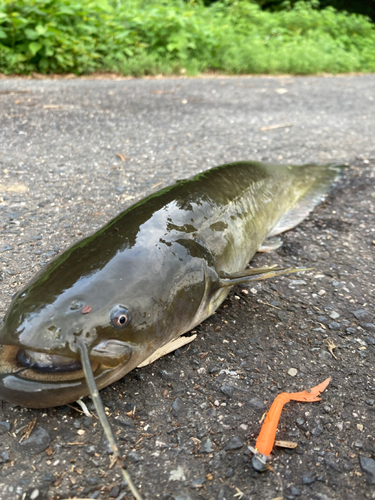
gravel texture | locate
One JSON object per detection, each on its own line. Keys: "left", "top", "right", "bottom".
{"left": 0, "top": 74, "right": 375, "bottom": 500}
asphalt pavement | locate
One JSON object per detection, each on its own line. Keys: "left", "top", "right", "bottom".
{"left": 0, "top": 74, "right": 375, "bottom": 500}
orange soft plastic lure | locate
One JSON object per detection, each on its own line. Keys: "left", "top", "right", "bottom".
{"left": 255, "top": 377, "right": 331, "bottom": 456}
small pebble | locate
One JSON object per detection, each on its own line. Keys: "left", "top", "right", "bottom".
{"left": 330, "top": 311, "right": 340, "bottom": 319}
{"left": 209, "top": 366, "right": 220, "bottom": 374}
{"left": 359, "top": 456, "right": 375, "bottom": 484}
{"left": 288, "top": 368, "right": 297, "bottom": 377}
{"left": 289, "top": 279, "right": 307, "bottom": 287}
{"left": 302, "top": 475, "right": 314, "bottom": 485}
{"left": 17, "top": 427, "right": 51, "bottom": 455}
{"left": 73, "top": 419, "right": 81, "bottom": 429}
{"left": 0, "top": 451, "right": 10, "bottom": 463}
{"left": 110, "top": 484, "right": 120, "bottom": 498}
{"left": 353, "top": 309, "right": 372, "bottom": 322}
{"left": 225, "top": 467, "right": 234, "bottom": 478}
{"left": 127, "top": 451, "right": 142, "bottom": 463}
{"left": 30, "top": 489, "right": 40, "bottom": 500}
{"left": 86, "top": 474, "right": 100, "bottom": 486}
{"left": 325, "top": 460, "right": 341, "bottom": 473}
{"left": 191, "top": 478, "right": 205, "bottom": 488}
{"left": 328, "top": 321, "right": 340, "bottom": 330}
{"left": 85, "top": 445, "right": 96, "bottom": 457}
{"left": 0, "top": 421, "right": 10, "bottom": 435}
{"left": 172, "top": 397, "right": 186, "bottom": 416}
{"left": 199, "top": 439, "right": 213, "bottom": 454}
{"left": 289, "top": 428, "right": 300, "bottom": 437}
{"left": 224, "top": 436, "right": 243, "bottom": 450}
{"left": 311, "top": 424, "right": 323, "bottom": 437}
{"left": 247, "top": 397, "right": 265, "bottom": 411}
{"left": 343, "top": 462, "right": 354, "bottom": 472}
{"left": 290, "top": 485, "right": 301, "bottom": 496}
{"left": 221, "top": 385, "right": 234, "bottom": 397}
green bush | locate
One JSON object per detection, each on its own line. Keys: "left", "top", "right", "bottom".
{"left": 0, "top": 0, "right": 374, "bottom": 75}
{"left": 0, "top": 0, "right": 143, "bottom": 73}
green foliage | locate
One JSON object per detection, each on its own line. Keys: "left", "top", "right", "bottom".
{"left": 256, "top": 0, "right": 375, "bottom": 23}
{"left": 0, "top": 0, "right": 374, "bottom": 75}
{"left": 0, "top": 0, "right": 142, "bottom": 73}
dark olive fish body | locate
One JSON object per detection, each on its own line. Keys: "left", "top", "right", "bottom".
{"left": 0, "top": 162, "right": 342, "bottom": 407}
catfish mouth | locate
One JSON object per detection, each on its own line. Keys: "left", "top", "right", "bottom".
{"left": 17, "top": 348, "right": 83, "bottom": 373}
{"left": 0, "top": 345, "right": 99, "bottom": 382}
{"left": 0, "top": 339, "right": 134, "bottom": 407}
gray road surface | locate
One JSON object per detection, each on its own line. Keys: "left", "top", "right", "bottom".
{"left": 0, "top": 75, "right": 375, "bottom": 500}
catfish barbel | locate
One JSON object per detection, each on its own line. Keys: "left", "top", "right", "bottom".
{"left": 0, "top": 161, "right": 343, "bottom": 408}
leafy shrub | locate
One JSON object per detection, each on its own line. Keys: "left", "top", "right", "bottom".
{"left": 0, "top": 0, "right": 141, "bottom": 73}
{"left": 0, "top": 0, "right": 374, "bottom": 75}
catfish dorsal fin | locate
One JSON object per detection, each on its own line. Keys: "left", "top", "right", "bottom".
{"left": 218, "top": 266, "right": 312, "bottom": 288}
{"left": 268, "top": 164, "right": 346, "bottom": 237}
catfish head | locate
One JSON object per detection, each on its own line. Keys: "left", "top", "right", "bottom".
{"left": 0, "top": 229, "right": 207, "bottom": 408}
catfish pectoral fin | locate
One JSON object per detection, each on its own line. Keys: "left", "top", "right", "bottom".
{"left": 218, "top": 266, "right": 313, "bottom": 288}
{"left": 137, "top": 334, "right": 197, "bottom": 368}
{"left": 258, "top": 237, "right": 283, "bottom": 252}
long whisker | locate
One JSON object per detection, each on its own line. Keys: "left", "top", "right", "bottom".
{"left": 76, "top": 339, "right": 143, "bottom": 500}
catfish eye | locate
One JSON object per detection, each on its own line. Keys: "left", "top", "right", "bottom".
{"left": 110, "top": 305, "right": 131, "bottom": 329}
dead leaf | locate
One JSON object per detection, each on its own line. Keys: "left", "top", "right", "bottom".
{"left": 141, "top": 433, "right": 153, "bottom": 439}
{"left": 151, "top": 90, "right": 174, "bottom": 95}
{"left": 19, "top": 418, "right": 37, "bottom": 443}
{"left": 109, "top": 454, "right": 117, "bottom": 469}
{"left": 116, "top": 153, "right": 129, "bottom": 162}
{"left": 0, "top": 183, "right": 29, "bottom": 193}
{"left": 258, "top": 299, "right": 282, "bottom": 310}
{"left": 275, "top": 440, "right": 298, "bottom": 449}
{"left": 234, "top": 487, "right": 244, "bottom": 499}
{"left": 126, "top": 406, "right": 136, "bottom": 419}
{"left": 0, "top": 90, "right": 30, "bottom": 95}
{"left": 260, "top": 123, "right": 293, "bottom": 131}
{"left": 325, "top": 339, "right": 338, "bottom": 360}
{"left": 137, "top": 335, "right": 197, "bottom": 367}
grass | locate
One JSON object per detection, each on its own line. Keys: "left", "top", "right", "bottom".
{"left": 0, "top": 0, "right": 375, "bottom": 75}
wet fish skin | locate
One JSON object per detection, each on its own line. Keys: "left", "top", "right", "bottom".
{"left": 0, "top": 161, "right": 342, "bottom": 407}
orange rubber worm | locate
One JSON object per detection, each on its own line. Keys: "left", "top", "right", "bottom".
{"left": 255, "top": 377, "right": 331, "bottom": 456}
